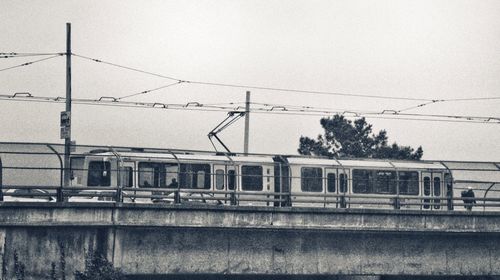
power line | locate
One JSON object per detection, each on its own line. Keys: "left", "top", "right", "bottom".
{"left": 72, "top": 53, "right": 182, "bottom": 82}
{"left": 117, "top": 81, "right": 184, "bottom": 100}
{"left": 71, "top": 53, "right": 500, "bottom": 103}
{"left": 0, "top": 54, "right": 63, "bottom": 72}
{"left": 0, "top": 52, "right": 63, "bottom": 58}
{"left": 1, "top": 93, "right": 498, "bottom": 124}
{"left": 185, "top": 80, "right": 434, "bottom": 101}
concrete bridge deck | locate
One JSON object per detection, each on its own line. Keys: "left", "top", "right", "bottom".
{"left": 0, "top": 203, "right": 499, "bottom": 279}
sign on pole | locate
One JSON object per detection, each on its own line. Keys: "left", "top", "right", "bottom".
{"left": 60, "top": 111, "right": 71, "bottom": 139}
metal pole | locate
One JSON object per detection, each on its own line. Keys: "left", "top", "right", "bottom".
{"left": 243, "top": 91, "right": 250, "bottom": 155}
{"left": 47, "top": 144, "right": 64, "bottom": 202}
{"left": 63, "top": 23, "right": 72, "bottom": 188}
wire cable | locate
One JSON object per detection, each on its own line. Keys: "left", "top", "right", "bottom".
{"left": 0, "top": 52, "right": 63, "bottom": 58}
{"left": 71, "top": 53, "right": 500, "bottom": 103}
{"left": 185, "top": 80, "right": 434, "bottom": 101}
{"left": 0, "top": 54, "right": 63, "bottom": 72}
{"left": 116, "top": 81, "right": 184, "bottom": 100}
{"left": 1, "top": 94, "right": 499, "bottom": 124}
{"left": 72, "top": 53, "right": 182, "bottom": 82}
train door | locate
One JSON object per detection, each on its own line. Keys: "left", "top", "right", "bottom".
{"left": 422, "top": 172, "right": 443, "bottom": 210}
{"left": 325, "top": 168, "right": 337, "bottom": 207}
{"left": 120, "top": 161, "right": 136, "bottom": 203}
{"left": 338, "top": 170, "right": 349, "bottom": 208}
{"left": 432, "top": 173, "right": 443, "bottom": 210}
{"left": 213, "top": 164, "right": 236, "bottom": 205}
{"left": 273, "top": 157, "right": 291, "bottom": 207}
{"left": 422, "top": 172, "right": 431, "bottom": 210}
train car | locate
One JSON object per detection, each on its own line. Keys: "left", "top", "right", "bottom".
{"left": 71, "top": 150, "right": 276, "bottom": 206}
{"left": 285, "top": 156, "right": 451, "bottom": 210}
{"left": 69, "top": 149, "right": 460, "bottom": 210}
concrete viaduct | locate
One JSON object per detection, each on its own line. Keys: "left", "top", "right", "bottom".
{"left": 0, "top": 203, "right": 499, "bottom": 279}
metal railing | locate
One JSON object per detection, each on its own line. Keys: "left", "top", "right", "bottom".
{"left": 2, "top": 184, "right": 500, "bottom": 212}
{"left": 1, "top": 142, "right": 499, "bottom": 212}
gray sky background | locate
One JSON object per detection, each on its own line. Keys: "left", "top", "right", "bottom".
{"left": 1, "top": 0, "right": 499, "bottom": 161}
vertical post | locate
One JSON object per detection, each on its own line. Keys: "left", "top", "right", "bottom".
{"left": 63, "top": 23, "right": 72, "bottom": 191}
{"left": 243, "top": 91, "right": 250, "bottom": 155}
{"left": 0, "top": 157, "right": 3, "bottom": 201}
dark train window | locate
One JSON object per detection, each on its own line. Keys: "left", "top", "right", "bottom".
{"left": 433, "top": 177, "right": 441, "bottom": 196}
{"left": 374, "top": 171, "right": 396, "bottom": 194}
{"left": 242, "top": 165, "right": 263, "bottom": 191}
{"left": 353, "top": 169, "right": 371, "bottom": 193}
{"left": 228, "top": 170, "right": 236, "bottom": 190}
{"left": 180, "top": 164, "right": 211, "bottom": 189}
{"left": 121, "top": 167, "right": 133, "bottom": 187}
{"left": 87, "top": 161, "right": 111, "bottom": 186}
{"left": 327, "top": 173, "right": 336, "bottom": 192}
{"left": 353, "top": 169, "right": 396, "bottom": 194}
{"left": 339, "top": 173, "right": 348, "bottom": 193}
{"left": 434, "top": 177, "right": 441, "bottom": 209}
{"left": 398, "top": 171, "right": 419, "bottom": 195}
{"left": 138, "top": 162, "right": 166, "bottom": 188}
{"left": 301, "top": 167, "right": 322, "bottom": 192}
{"left": 423, "top": 177, "right": 431, "bottom": 196}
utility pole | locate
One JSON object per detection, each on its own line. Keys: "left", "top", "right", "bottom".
{"left": 243, "top": 91, "right": 250, "bottom": 155}
{"left": 62, "top": 22, "right": 72, "bottom": 193}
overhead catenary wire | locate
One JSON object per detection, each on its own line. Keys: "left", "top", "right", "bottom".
{"left": 0, "top": 54, "right": 63, "bottom": 72}
{"left": 72, "top": 53, "right": 500, "bottom": 103}
{"left": 116, "top": 81, "right": 184, "bottom": 100}
{"left": 0, "top": 93, "right": 498, "bottom": 124}
{"left": 72, "top": 53, "right": 182, "bottom": 82}
{"left": 0, "top": 52, "right": 64, "bottom": 58}
{"left": 3, "top": 52, "right": 500, "bottom": 104}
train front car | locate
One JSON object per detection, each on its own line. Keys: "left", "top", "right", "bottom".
{"left": 286, "top": 157, "right": 451, "bottom": 210}
{"left": 72, "top": 150, "right": 277, "bottom": 206}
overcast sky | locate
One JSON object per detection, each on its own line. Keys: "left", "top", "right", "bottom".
{"left": 1, "top": 0, "right": 499, "bottom": 161}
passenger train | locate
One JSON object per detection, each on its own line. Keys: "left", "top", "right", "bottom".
{"left": 69, "top": 148, "right": 454, "bottom": 210}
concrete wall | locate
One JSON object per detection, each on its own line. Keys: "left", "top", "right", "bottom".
{"left": 0, "top": 203, "right": 500, "bottom": 279}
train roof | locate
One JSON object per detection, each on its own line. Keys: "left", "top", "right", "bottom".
{"left": 285, "top": 157, "right": 447, "bottom": 170}
{"left": 86, "top": 151, "right": 275, "bottom": 164}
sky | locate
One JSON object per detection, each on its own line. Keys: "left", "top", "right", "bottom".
{"left": 1, "top": 0, "right": 499, "bottom": 161}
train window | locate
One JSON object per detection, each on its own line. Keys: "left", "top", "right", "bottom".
{"left": 434, "top": 177, "right": 441, "bottom": 209}
{"left": 339, "top": 173, "right": 348, "bottom": 193}
{"left": 353, "top": 169, "right": 371, "bottom": 193}
{"left": 87, "top": 161, "right": 111, "bottom": 186}
{"left": 197, "top": 171, "right": 206, "bottom": 188}
{"left": 165, "top": 165, "right": 179, "bottom": 188}
{"left": 242, "top": 165, "right": 263, "bottom": 191}
{"left": 301, "top": 167, "right": 322, "bottom": 192}
{"left": 228, "top": 170, "right": 236, "bottom": 190}
{"left": 434, "top": 177, "right": 441, "bottom": 196}
{"left": 327, "top": 173, "right": 336, "bottom": 192}
{"left": 138, "top": 162, "right": 166, "bottom": 188}
{"left": 423, "top": 177, "right": 431, "bottom": 196}
{"left": 180, "top": 164, "right": 211, "bottom": 189}
{"left": 374, "top": 171, "right": 396, "bottom": 194}
{"left": 398, "top": 171, "right": 419, "bottom": 195}
{"left": 215, "top": 169, "right": 224, "bottom": 190}
{"left": 121, "top": 167, "right": 133, "bottom": 187}
{"left": 353, "top": 169, "right": 396, "bottom": 194}
{"left": 70, "top": 157, "right": 84, "bottom": 185}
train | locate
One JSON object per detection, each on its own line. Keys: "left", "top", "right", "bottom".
{"left": 67, "top": 148, "right": 460, "bottom": 210}
{"left": 1, "top": 143, "right": 498, "bottom": 210}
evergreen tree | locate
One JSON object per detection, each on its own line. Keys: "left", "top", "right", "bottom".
{"left": 298, "top": 115, "right": 423, "bottom": 160}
